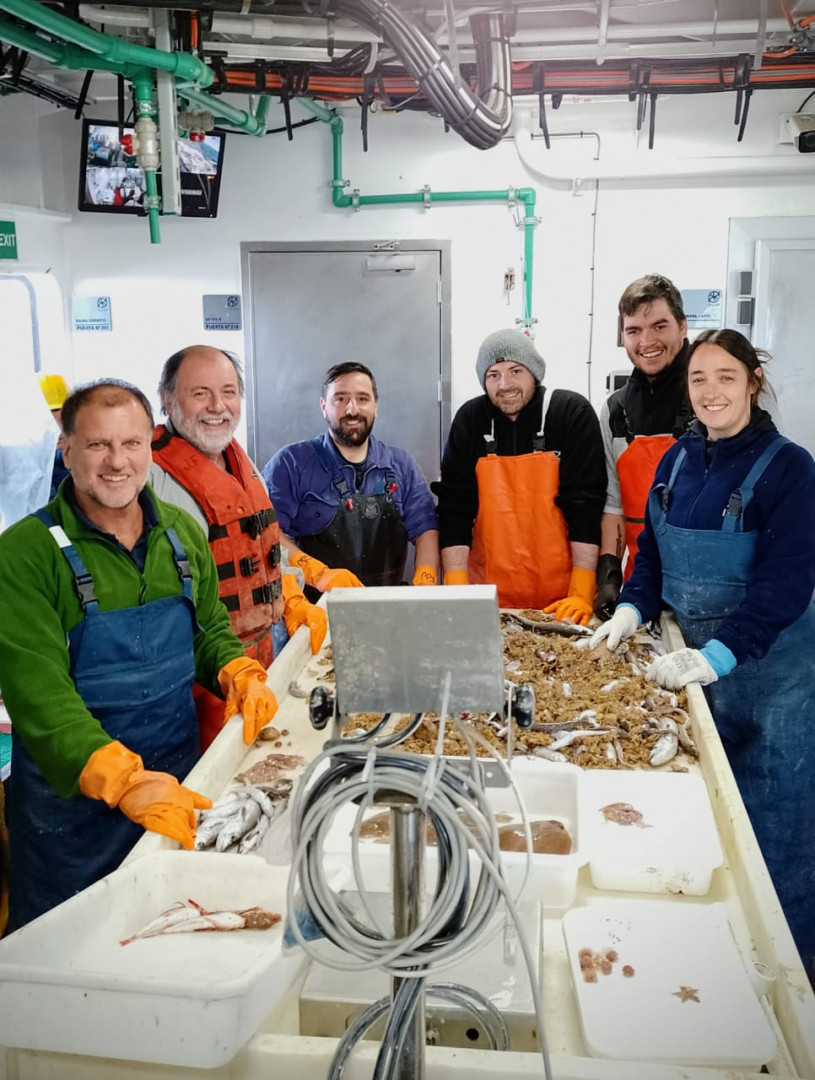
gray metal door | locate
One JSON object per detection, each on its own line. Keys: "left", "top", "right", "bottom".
{"left": 753, "top": 238, "right": 815, "bottom": 459}
{"left": 241, "top": 241, "right": 451, "bottom": 484}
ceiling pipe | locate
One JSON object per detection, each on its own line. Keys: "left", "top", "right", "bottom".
{"left": 511, "top": 107, "right": 815, "bottom": 186}
{"left": 78, "top": 4, "right": 152, "bottom": 27}
{"left": 0, "top": 0, "right": 212, "bottom": 85}
{"left": 78, "top": 6, "right": 380, "bottom": 42}
{"left": 72, "top": 8, "right": 792, "bottom": 49}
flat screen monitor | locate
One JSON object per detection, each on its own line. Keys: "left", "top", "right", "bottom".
{"left": 78, "top": 118, "right": 226, "bottom": 218}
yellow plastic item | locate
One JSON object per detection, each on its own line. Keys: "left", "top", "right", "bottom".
{"left": 281, "top": 572, "right": 327, "bottom": 654}
{"left": 412, "top": 564, "right": 438, "bottom": 586}
{"left": 79, "top": 740, "right": 211, "bottom": 850}
{"left": 39, "top": 373, "right": 70, "bottom": 410}
{"left": 442, "top": 569, "right": 469, "bottom": 586}
{"left": 544, "top": 566, "right": 597, "bottom": 626}
{"left": 218, "top": 656, "right": 279, "bottom": 744}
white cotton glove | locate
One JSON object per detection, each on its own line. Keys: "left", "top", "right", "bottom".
{"left": 589, "top": 604, "right": 640, "bottom": 652}
{"left": 646, "top": 648, "right": 718, "bottom": 690}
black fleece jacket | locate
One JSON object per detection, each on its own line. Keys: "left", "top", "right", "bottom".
{"left": 606, "top": 341, "right": 693, "bottom": 441}
{"left": 433, "top": 385, "right": 607, "bottom": 550}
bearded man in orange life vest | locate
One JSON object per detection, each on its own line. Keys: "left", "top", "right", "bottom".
{"left": 433, "top": 329, "right": 607, "bottom": 626}
{"left": 594, "top": 275, "right": 694, "bottom": 620}
{"left": 150, "top": 346, "right": 361, "bottom": 751}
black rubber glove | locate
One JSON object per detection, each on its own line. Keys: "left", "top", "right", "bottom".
{"left": 593, "top": 554, "right": 624, "bottom": 621}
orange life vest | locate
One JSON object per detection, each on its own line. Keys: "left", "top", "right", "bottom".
{"left": 151, "top": 426, "right": 282, "bottom": 643}
{"left": 617, "top": 434, "right": 676, "bottom": 578}
{"left": 469, "top": 449, "right": 571, "bottom": 609}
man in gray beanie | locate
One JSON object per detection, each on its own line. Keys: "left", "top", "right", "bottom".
{"left": 432, "top": 328, "right": 606, "bottom": 623}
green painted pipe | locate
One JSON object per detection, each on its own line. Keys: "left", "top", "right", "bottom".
{"left": 298, "top": 98, "right": 538, "bottom": 325}
{"left": 0, "top": 17, "right": 134, "bottom": 75}
{"left": 177, "top": 85, "right": 266, "bottom": 137}
{"left": 0, "top": 0, "right": 212, "bottom": 85}
{"left": 254, "top": 94, "right": 272, "bottom": 127}
{"left": 132, "top": 73, "right": 161, "bottom": 244}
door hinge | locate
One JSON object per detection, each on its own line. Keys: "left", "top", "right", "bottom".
{"left": 437, "top": 279, "right": 442, "bottom": 304}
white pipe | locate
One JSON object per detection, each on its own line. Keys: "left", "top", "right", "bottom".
{"left": 511, "top": 110, "right": 815, "bottom": 187}
{"left": 78, "top": 5, "right": 151, "bottom": 27}
{"left": 211, "top": 13, "right": 379, "bottom": 43}
{"left": 77, "top": 7, "right": 790, "bottom": 53}
{"left": 499, "top": 18, "right": 791, "bottom": 45}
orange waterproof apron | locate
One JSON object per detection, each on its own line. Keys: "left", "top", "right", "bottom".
{"left": 617, "top": 434, "right": 675, "bottom": 578}
{"left": 469, "top": 409, "right": 571, "bottom": 609}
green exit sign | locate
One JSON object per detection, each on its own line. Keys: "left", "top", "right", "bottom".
{"left": 0, "top": 220, "right": 18, "bottom": 260}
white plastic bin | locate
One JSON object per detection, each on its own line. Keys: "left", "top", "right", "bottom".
{"left": 322, "top": 757, "right": 587, "bottom": 908}
{"left": 580, "top": 769, "right": 723, "bottom": 895}
{"left": 0, "top": 850, "right": 307, "bottom": 1068}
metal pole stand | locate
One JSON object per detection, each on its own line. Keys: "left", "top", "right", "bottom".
{"left": 386, "top": 794, "right": 426, "bottom": 1080}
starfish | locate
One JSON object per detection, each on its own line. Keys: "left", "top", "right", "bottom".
{"left": 672, "top": 985, "right": 700, "bottom": 1003}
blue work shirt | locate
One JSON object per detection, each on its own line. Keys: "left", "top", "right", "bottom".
{"left": 263, "top": 433, "right": 438, "bottom": 542}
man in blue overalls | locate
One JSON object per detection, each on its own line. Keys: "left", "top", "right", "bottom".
{"left": 0, "top": 380, "right": 278, "bottom": 931}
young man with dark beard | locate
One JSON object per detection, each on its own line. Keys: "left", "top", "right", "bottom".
{"left": 263, "top": 362, "right": 439, "bottom": 589}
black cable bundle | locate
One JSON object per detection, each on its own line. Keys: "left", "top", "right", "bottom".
{"left": 328, "top": 0, "right": 513, "bottom": 149}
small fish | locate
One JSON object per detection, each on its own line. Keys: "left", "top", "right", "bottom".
{"left": 600, "top": 678, "right": 630, "bottom": 692}
{"left": 547, "top": 727, "right": 611, "bottom": 751}
{"left": 215, "top": 798, "right": 262, "bottom": 852}
{"left": 650, "top": 732, "right": 679, "bottom": 767}
{"left": 532, "top": 746, "right": 568, "bottom": 763}
{"left": 504, "top": 612, "right": 593, "bottom": 637}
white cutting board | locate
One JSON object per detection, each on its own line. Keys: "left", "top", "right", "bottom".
{"left": 562, "top": 900, "right": 777, "bottom": 1067}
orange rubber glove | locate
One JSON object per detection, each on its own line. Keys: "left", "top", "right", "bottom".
{"left": 79, "top": 740, "right": 211, "bottom": 850}
{"left": 544, "top": 566, "right": 597, "bottom": 626}
{"left": 218, "top": 656, "right": 279, "bottom": 744}
{"left": 282, "top": 572, "right": 327, "bottom": 654}
{"left": 443, "top": 570, "right": 469, "bottom": 586}
{"left": 288, "top": 549, "right": 364, "bottom": 591}
{"left": 412, "top": 565, "right": 438, "bottom": 586}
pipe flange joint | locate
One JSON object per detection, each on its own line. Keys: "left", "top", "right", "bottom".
{"left": 351, "top": 189, "right": 360, "bottom": 210}
{"left": 330, "top": 178, "right": 350, "bottom": 188}
{"left": 143, "top": 194, "right": 162, "bottom": 211}
{"left": 515, "top": 316, "right": 538, "bottom": 330}
{"left": 506, "top": 185, "right": 516, "bottom": 208}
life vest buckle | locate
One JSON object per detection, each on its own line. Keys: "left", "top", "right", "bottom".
{"left": 239, "top": 555, "right": 261, "bottom": 577}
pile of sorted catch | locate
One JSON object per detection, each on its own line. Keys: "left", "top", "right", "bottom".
{"left": 195, "top": 779, "right": 292, "bottom": 854}
{"left": 344, "top": 613, "right": 695, "bottom": 771}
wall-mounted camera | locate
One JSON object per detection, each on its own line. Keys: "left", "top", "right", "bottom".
{"left": 785, "top": 113, "right": 815, "bottom": 153}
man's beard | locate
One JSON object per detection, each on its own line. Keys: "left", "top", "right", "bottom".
{"left": 168, "top": 400, "right": 238, "bottom": 456}
{"left": 330, "top": 415, "right": 374, "bottom": 447}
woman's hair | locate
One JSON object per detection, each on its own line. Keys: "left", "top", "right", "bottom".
{"left": 687, "top": 328, "right": 773, "bottom": 407}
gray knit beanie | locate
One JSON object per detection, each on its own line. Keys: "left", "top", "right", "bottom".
{"left": 476, "top": 329, "right": 546, "bottom": 389}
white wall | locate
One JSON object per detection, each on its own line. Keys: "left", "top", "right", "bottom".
{"left": 2, "top": 85, "right": 815, "bottom": 426}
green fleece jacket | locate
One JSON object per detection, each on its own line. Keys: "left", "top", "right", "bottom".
{"left": 0, "top": 483, "right": 245, "bottom": 798}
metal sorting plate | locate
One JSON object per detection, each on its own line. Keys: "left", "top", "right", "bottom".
{"left": 327, "top": 585, "right": 505, "bottom": 715}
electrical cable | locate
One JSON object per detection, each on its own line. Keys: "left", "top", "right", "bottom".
{"left": 285, "top": 707, "right": 553, "bottom": 1078}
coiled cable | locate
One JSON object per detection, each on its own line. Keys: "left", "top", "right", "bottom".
{"left": 285, "top": 709, "right": 553, "bottom": 1079}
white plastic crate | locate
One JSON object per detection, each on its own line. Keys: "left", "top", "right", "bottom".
{"left": 0, "top": 850, "right": 307, "bottom": 1068}
{"left": 579, "top": 769, "right": 723, "bottom": 895}
{"left": 322, "top": 757, "right": 587, "bottom": 908}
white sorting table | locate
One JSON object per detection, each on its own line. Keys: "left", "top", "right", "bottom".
{"left": 1, "top": 610, "right": 813, "bottom": 1080}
